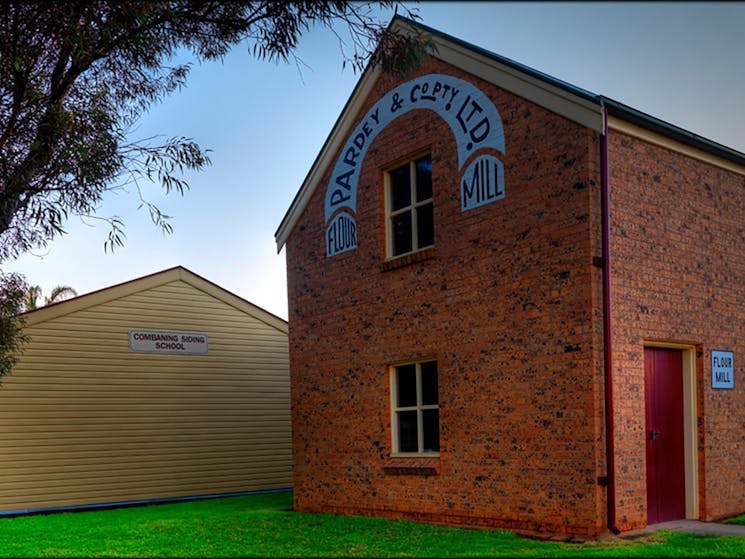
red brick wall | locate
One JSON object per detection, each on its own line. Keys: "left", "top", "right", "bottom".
{"left": 285, "top": 57, "right": 609, "bottom": 537}
{"left": 608, "top": 131, "right": 745, "bottom": 527}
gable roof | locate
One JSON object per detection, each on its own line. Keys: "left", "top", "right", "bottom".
{"left": 19, "top": 266, "right": 288, "bottom": 334}
{"left": 275, "top": 16, "right": 745, "bottom": 252}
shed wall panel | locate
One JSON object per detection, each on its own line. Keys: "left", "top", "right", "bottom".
{"left": 0, "top": 278, "right": 291, "bottom": 513}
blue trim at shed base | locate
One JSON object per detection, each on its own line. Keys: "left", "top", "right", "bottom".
{"left": 0, "top": 487, "right": 292, "bottom": 518}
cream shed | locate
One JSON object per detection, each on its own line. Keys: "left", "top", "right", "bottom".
{"left": 0, "top": 266, "right": 291, "bottom": 515}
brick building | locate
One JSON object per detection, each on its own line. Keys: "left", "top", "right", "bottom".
{"left": 274, "top": 17, "right": 745, "bottom": 537}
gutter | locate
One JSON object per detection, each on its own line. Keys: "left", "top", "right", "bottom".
{"left": 601, "top": 96, "right": 745, "bottom": 168}
{"left": 600, "top": 106, "right": 621, "bottom": 535}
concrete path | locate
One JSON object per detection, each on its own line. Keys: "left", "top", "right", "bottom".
{"left": 624, "top": 519, "right": 745, "bottom": 538}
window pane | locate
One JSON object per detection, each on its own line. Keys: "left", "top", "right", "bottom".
{"left": 396, "top": 364, "right": 417, "bottom": 407}
{"left": 416, "top": 203, "right": 434, "bottom": 249}
{"left": 415, "top": 156, "right": 432, "bottom": 201}
{"left": 390, "top": 165, "right": 411, "bottom": 211}
{"left": 422, "top": 409, "right": 440, "bottom": 452}
{"left": 392, "top": 212, "right": 412, "bottom": 256}
{"left": 397, "top": 410, "right": 419, "bottom": 452}
{"left": 420, "top": 361, "right": 438, "bottom": 405}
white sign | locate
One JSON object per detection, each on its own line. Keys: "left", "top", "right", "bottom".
{"left": 461, "top": 154, "right": 505, "bottom": 211}
{"left": 712, "top": 350, "right": 734, "bottom": 389}
{"left": 129, "top": 329, "right": 208, "bottom": 355}
{"left": 324, "top": 73, "right": 506, "bottom": 257}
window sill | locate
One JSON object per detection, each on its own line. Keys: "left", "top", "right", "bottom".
{"left": 383, "top": 456, "right": 440, "bottom": 476}
{"left": 380, "top": 247, "right": 436, "bottom": 273}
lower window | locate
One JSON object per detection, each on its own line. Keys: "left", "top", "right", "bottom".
{"left": 391, "top": 360, "right": 439, "bottom": 454}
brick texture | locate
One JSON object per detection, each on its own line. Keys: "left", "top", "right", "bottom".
{"left": 286, "top": 57, "right": 608, "bottom": 537}
{"left": 608, "top": 133, "right": 745, "bottom": 527}
{"left": 285, "top": 54, "right": 745, "bottom": 537}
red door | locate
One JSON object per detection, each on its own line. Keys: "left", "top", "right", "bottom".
{"left": 644, "top": 347, "right": 686, "bottom": 524}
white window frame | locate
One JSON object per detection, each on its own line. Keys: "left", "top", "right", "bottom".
{"left": 384, "top": 153, "right": 433, "bottom": 258}
{"left": 390, "top": 360, "right": 439, "bottom": 456}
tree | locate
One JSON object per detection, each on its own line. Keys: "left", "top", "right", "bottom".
{"left": 0, "top": 1, "right": 428, "bottom": 259}
{"left": 0, "top": 1, "right": 431, "bottom": 380}
{"left": 0, "top": 272, "right": 28, "bottom": 380}
{"left": 22, "top": 284, "right": 78, "bottom": 311}
{"left": 22, "top": 285, "right": 41, "bottom": 312}
{"left": 45, "top": 285, "right": 78, "bottom": 305}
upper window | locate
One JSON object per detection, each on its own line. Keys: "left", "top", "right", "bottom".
{"left": 386, "top": 155, "right": 433, "bottom": 257}
{"left": 391, "top": 360, "right": 439, "bottom": 455}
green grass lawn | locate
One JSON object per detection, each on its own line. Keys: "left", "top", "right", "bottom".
{"left": 2, "top": 491, "right": 745, "bottom": 557}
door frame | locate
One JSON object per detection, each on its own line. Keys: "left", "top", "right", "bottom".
{"left": 644, "top": 341, "right": 699, "bottom": 520}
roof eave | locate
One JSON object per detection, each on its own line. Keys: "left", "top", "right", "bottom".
{"left": 273, "top": 15, "right": 605, "bottom": 252}
{"left": 18, "top": 266, "right": 288, "bottom": 333}
{"left": 273, "top": 29, "right": 387, "bottom": 252}
{"left": 602, "top": 96, "right": 745, "bottom": 168}
{"left": 274, "top": 16, "right": 745, "bottom": 251}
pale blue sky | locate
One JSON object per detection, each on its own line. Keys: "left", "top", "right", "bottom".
{"left": 5, "top": 2, "right": 744, "bottom": 319}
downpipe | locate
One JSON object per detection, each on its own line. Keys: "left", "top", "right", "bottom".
{"left": 601, "top": 106, "right": 621, "bottom": 535}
